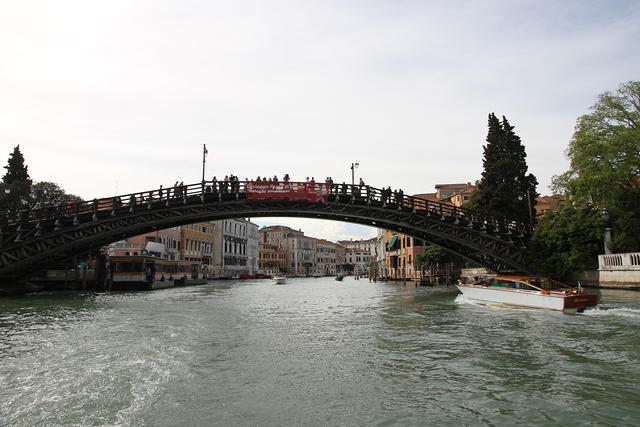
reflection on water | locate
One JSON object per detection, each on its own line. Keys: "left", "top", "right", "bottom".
{"left": 1, "top": 278, "right": 639, "bottom": 426}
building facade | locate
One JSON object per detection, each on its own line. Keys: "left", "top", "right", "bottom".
{"left": 345, "top": 248, "right": 371, "bottom": 276}
{"left": 285, "top": 233, "right": 317, "bottom": 276}
{"left": 383, "top": 230, "right": 426, "bottom": 280}
{"left": 180, "top": 223, "right": 215, "bottom": 266}
{"left": 258, "top": 242, "right": 287, "bottom": 275}
{"left": 315, "top": 239, "right": 341, "bottom": 276}
{"left": 212, "top": 218, "right": 258, "bottom": 278}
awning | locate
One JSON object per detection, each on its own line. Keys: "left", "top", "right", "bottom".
{"left": 386, "top": 236, "right": 398, "bottom": 249}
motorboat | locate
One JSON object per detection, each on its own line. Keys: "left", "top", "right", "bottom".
{"left": 335, "top": 275, "right": 344, "bottom": 281}
{"left": 272, "top": 275, "right": 286, "bottom": 285}
{"left": 455, "top": 275, "right": 598, "bottom": 313}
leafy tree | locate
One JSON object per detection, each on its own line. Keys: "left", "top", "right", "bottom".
{"left": 468, "top": 113, "right": 538, "bottom": 225}
{"left": 30, "top": 181, "right": 83, "bottom": 206}
{"left": 552, "top": 81, "right": 640, "bottom": 252}
{"left": 527, "top": 204, "right": 603, "bottom": 279}
{"left": 1, "top": 145, "right": 32, "bottom": 212}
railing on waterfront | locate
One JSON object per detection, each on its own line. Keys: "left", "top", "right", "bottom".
{"left": 0, "top": 180, "right": 530, "bottom": 236}
{"left": 599, "top": 253, "right": 640, "bottom": 271}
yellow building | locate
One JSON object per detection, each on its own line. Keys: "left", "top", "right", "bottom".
{"left": 179, "top": 222, "right": 215, "bottom": 265}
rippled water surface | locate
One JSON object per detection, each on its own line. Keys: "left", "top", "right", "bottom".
{"left": 1, "top": 278, "right": 639, "bottom": 426}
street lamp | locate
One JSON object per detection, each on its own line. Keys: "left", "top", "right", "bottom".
{"left": 601, "top": 208, "right": 612, "bottom": 255}
{"left": 350, "top": 161, "right": 359, "bottom": 186}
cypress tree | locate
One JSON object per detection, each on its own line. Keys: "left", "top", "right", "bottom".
{"left": 1, "top": 145, "right": 32, "bottom": 212}
{"left": 469, "top": 114, "right": 538, "bottom": 225}
{"left": 2, "top": 145, "right": 31, "bottom": 184}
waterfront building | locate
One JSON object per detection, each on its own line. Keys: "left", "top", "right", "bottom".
{"left": 211, "top": 218, "right": 257, "bottom": 278}
{"left": 315, "top": 239, "right": 340, "bottom": 276}
{"left": 258, "top": 225, "right": 349, "bottom": 276}
{"left": 345, "top": 248, "right": 371, "bottom": 276}
{"left": 179, "top": 223, "right": 215, "bottom": 267}
{"left": 285, "top": 233, "right": 317, "bottom": 276}
{"left": 335, "top": 243, "right": 346, "bottom": 274}
{"left": 258, "top": 225, "right": 310, "bottom": 275}
{"left": 383, "top": 230, "right": 426, "bottom": 280}
{"left": 258, "top": 242, "right": 286, "bottom": 275}
{"left": 246, "top": 221, "right": 259, "bottom": 276}
{"left": 374, "top": 229, "right": 387, "bottom": 277}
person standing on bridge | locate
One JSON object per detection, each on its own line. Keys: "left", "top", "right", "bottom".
{"left": 173, "top": 181, "right": 178, "bottom": 199}
{"left": 158, "top": 185, "right": 163, "bottom": 200}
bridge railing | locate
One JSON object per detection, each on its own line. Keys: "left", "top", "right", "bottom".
{"left": 0, "top": 180, "right": 530, "bottom": 235}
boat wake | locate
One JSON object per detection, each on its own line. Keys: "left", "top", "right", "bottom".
{"left": 454, "top": 294, "right": 504, "bottom": 310}
{"left": 583, "top": 305, "right": 640, "bottom": 319}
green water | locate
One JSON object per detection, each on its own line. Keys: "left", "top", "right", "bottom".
{"left": 1, "top": 278, "right": 639, "bottom": 426}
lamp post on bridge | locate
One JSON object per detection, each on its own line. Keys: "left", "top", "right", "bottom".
{"left": 202, "top": 144, "right": 208, "bottom": 183}
{"left": 350, "top": 161, "right": 359, "bottom": 186}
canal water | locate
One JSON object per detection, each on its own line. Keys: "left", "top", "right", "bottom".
{"left": 1, "top": 278, "right": 639, "bottom": 426}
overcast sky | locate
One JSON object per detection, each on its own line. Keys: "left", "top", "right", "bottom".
{"left": 1, "top": 0, "right": 638, "bottom": 241}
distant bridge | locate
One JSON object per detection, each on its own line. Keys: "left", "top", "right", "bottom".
{"left": 0, "top": 181, "right": 532, "bottom": 278}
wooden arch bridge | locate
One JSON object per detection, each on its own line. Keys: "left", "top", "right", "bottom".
{"left": 0, "top": 181, "right": 532, "bottom": 279}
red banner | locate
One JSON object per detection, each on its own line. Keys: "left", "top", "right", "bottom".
{"left": 245, "top": 182, "right": 331, "bottom": 204}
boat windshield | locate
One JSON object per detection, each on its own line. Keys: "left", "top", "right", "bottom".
{"left": 491, "top": 278, "right": 539, "bottom": 291}
{"left": 523, "top": 277, "right": 569, "bottom": 290}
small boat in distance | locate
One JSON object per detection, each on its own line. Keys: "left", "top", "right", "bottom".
{"left": 456, "top": 275, "right": 598, "bottom": 313}
{"left": 272, "top": 275, "right": 286, "bottom": 285}
{"left": 335, "top": 275, "right": 344, "bottom": 281}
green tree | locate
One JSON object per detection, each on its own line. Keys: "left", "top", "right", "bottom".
{"left": 30, "top": 181, "right": 83, "bottom": 206}
{"left": 1, "top": 145, "right": 32, "bottom": 212}
{"left": 527, "top": 204, "right": 603, "bottom": 279}
{"left": 552, "top": 81, "right": 640, "bottom": 252}
{"left": 469, "top": 113, "right": 538, "bottom": 225}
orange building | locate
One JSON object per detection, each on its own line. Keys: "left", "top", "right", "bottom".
{"left": 383, "top": 230, "right": 426, "bottom": 280}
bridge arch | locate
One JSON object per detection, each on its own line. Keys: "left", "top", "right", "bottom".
{"left": 0, "top": 181, "right": 531, "bottom": 278}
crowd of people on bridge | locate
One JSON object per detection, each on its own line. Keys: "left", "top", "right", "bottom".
{"left": 20, "top": 174, "right": 418, "bottom": 221}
